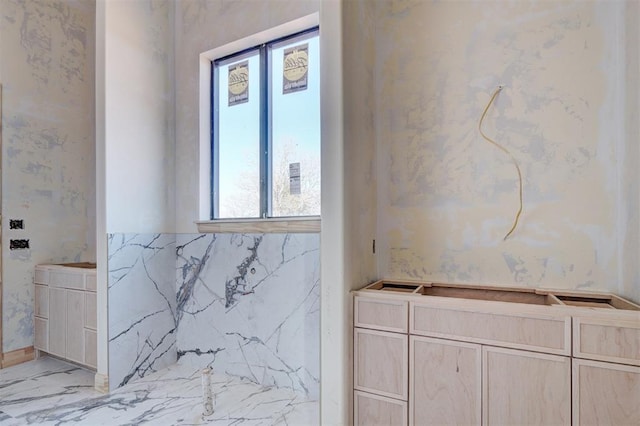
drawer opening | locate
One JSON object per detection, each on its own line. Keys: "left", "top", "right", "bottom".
{"left": 366, "top": 281, "right": 422, "bottom": 293}
{"left": 418, "top": 285, "right": 550, "bottom": 305}
{"left": 555, "top": 295, "right": 639, "bottom": 310}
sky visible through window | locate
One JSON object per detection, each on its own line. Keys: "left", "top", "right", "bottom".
{"left": 216, "top": 34, "right": 320, "bottom": 218}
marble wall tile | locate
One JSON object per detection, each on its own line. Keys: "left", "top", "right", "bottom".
{"left": 108, "top": 233, "right": 177, "bottom": 390}
{"left": 176, "top": 233, "right": 320, "bottom": 399}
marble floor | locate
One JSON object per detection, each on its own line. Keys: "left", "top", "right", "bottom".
{"left": 0, "top": 357, "right": 318, "bottom": 425}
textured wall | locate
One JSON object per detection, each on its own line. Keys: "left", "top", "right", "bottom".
{"left": 174, "top": 0, "right": 320, "bottom": 232}
{"left": 375, "top": 1, "right": 639, "bottom": 301}
{"left": 103, "top": 0, "right": 174, "bottom": 234}
{"left": 344, "top": 0, "right": 377, "bottom": 290}
{"left": 1, "top": 0, "right": 96, "bottom": 352}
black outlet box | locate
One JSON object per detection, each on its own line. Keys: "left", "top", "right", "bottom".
{"left": 10, "top": 239, "right": 29, "bottom": 250}
{"left": 9, "top": 219, "right": 24, "bottom": 230}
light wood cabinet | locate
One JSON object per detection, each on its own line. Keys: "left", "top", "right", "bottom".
{"left": 411, "top": 302, "right": 570, "bottom": 355}
{"left": 34, "top": 317, "right": 48, "bottom": 351}
{"left": 483, "top": 346, "right": 571, "bottom": 425}
{"left": 354, "top": 280, "right": 639, "bottom": 426}
{"left": 48, "top": 287, "right": 67, "bottom": 357}
{"left": 410, "top": 336, "right": 481, "bottom": 426}
{"left": 66, "top": 289, "right": 85, "bottom": 364}
{"left": 354, "top": 292, "right": 409, "bottom": 426}
{"left": 355, "top": 296, "right": 408, "bottom": 333}
{"left": 33, "top": 264, "right": 97, "bottom": 369}
{"left": 573, "top": 358, "right": 640, "bottom": 425}
{"left": 354, "top": 390, "right": 407, "bottom": 426}
{"left": 573, "top": 316, "right": 640, "bottom": 366}
{"left": 354, "top": 327, "right": 407, "bottom": 400}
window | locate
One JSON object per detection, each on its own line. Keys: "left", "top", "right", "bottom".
{"left": 211, "top": 28, "right": 320, "bottom": 220}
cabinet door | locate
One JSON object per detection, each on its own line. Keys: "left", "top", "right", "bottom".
{"left": 84, "top": 329, "right": 97, "bottom": 369}
{"left": 483, "top": 346, "right": 570, "bottom": 425}
{"left": 84, "top": 291, "right": 96, "bottom": 330}
{"left": 355, "top": 390, "right": 407, "bottom": 426}
{"left": 34, "top": 317, "right": 49, "bottom": 351}
{"left": 354, "top": 328, "right": 408, "bottom": 400}
{"left": 410, "top": 336, "right": 481, "bottom": 426}
{"left": 573, "top": 358, "right": 640, "bottom": 425}
{"left": 34, "top": 284, "right": 49, "bottom": 318}
{"left": 48, "top": 288, "right": 66, "bottom": 357}
{"left": 66, "top": 289, "right": 85, "bottom": 364}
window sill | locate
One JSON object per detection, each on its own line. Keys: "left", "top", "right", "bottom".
{"left": 196, "top": 217, "right": 320, "bottom": 234}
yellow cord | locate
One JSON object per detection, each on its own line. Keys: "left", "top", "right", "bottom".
{"left": 478, "top": 86, "right": 523, "bottom": 241}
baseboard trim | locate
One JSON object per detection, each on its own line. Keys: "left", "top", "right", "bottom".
{"left": 2, "top": 346, "right": 35, "bottom": 368}
{"left": 94, "top": 372, "right": 109, "bottom": 393}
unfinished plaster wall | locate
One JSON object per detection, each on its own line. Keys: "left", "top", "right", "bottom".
{"left": 103, "top": 0, "right": 175, "bottom": 234}
{"left": 620, "top": 1, "right": 639, "bottom": 304}
{"left": 1, "top": 0, "right": 95, "bottom": 353}
{"left": 344, "top": 0, "right": 377, "bottom": 290}
{"left": 342, "top": 0, "right": 377, "bottom": 421}
{"left": 376, "top": 1, "right": 638, "bottom": 302}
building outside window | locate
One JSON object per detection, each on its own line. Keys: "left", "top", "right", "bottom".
{"left": 211, "top": 28, "right": 320, "bottom": 220}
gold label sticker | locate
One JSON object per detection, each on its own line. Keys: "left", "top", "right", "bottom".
{"left": 228, "top": 60, "right": 249, "bottom": 106}
{"left": 283, "top": 44, "right": 308, "bottom": 94}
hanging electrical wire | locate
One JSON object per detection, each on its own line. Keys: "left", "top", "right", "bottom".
{"left": 478, "top": 85, "right": 523, "bottom": 240}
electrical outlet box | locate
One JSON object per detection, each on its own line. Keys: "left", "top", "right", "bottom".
{"left": 10, "top": 239, "right": 29, "bottom": 250}
{"left": 9, "top": 219, "right": 24, "bottom": 230}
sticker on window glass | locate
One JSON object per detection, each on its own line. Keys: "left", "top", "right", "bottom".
{"left": 228, "top": 60, "right": 249, "bottom": 106}
{"left": 283, "top": 44, "right": 308, "bottom": 94}
{"left": 289, "top": 162, "right": 301, "bottom": 195}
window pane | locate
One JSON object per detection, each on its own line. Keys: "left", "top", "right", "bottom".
{"left": 270, "top": 33, "right": 321, "bottom": 217}
{"left": 216, "top": 52, "right": 261, "bottom": 218}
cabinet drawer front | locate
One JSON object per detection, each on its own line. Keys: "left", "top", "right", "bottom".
{"left": 355, "top": 296, "right": 408, "bottom": 333}
{"left": 50, "top": 271, "right": 85, "bottom": 290}
{"left": 573, "top": 359, "right": 640, "bottom": 425}
{"left": 411, "top": 303, "right": 570, "bottom": 355}
{"left": 34, "top": 317, "right": 49, "bottom": 351}
{"left": 85, "top": 274, "right": 97, "bottom": 292}
{"left": 574, "top": 317, "right": 640, "bottom": 366}
{"left": 35, "top": 284, "right": 49, "bottom": 319}
{"left": 354, "top": 391, "right": 407, "bottom": 426}
{"left": 34, "top": 268, "right": 49, "bottom": 285}
{"left": 354, "top": 328, "right": 408, "bottom": 400}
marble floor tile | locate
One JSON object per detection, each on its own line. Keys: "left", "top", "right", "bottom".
{"left": 0, "top": 357, "right": 318, "bottom": 425}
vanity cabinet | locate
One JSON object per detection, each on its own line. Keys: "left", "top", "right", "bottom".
{"left": 34, "top": 264, "right": 97, "bottom": 369}
{"left": 354, "top": 296, "right": 409, "bottom": 425}
{"left": 572, "top": 313, "right": 640, "bottom": 425}
{"left": 354, "top": 280, "right": 639, "bottom": 426}
{"left": 573, "top": 359, "right": 640, "bottom": 425}
{"left": 410, "top": 336, "right": 481, "bottom": 425}
{"left": 354, "top": 390, "right": 407, "bottom": 426}
{"left": 483, "top": 346, "right": 570, "bottom": 425}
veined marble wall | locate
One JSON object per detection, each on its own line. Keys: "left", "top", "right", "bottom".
{"left": 108, "top": 234, "right": 177, "bottom": 390}
{"left": 1, "top": 0, "right": 96, "bottom": 353}
{"left": 108, "top": 232, "right": 320, "bottom": 399}
{"left": 176, "top": 233, "right": 320, "bottom": 399}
